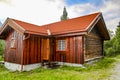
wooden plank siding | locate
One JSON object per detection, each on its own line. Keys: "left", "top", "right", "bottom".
{"left": 4, "top": 30, "right": 23, "bottom": 64}
{"left": 23, "top": 35, "right": 42, "bottom": 65}
{"left": 55, "top": 36, "right": 84, "bottom": 64}
{"left": 84, "top": 26, "right": 104, "bottom": 60}
{"left": 5, "top": 27, "right": 103, "bottom": 65}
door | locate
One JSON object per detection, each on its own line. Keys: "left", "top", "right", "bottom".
{"left": 41, "top": 38, "right": 50, "bottom": 61}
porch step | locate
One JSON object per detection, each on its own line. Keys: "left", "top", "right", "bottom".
{"left": 42, "top": 62, "right": 60, "bottom": 69}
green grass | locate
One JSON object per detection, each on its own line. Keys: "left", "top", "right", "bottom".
{"left": 0, "top": 57, "right": 116, "bottom": 80}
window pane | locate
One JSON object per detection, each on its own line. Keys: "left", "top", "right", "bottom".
{"left": 58, "top": 40, "right": 66, "bottom": 51}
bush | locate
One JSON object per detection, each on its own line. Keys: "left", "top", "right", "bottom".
{"left": 0, "top": 40, "right": 5, "bottom": 56}
{"left": 0, "top": 56, "right": 3, "bottom": 61}
{"left": 105, "top": 47, "right": 115, "bottom": 57}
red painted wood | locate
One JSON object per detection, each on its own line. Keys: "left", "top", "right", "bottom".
{"left": 5, "top": 30, "right": 84, "bottom": 65}
{"left": 54, "top": 36, "right": 84, "bottom": 64}
{"left": 37, "top": 37, "right": 41, "bottom": 62}
{"left": 77, "top": 36, "right": 82, "bottom": 64}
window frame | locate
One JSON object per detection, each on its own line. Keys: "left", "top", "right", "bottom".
{"left": 10, "top": 31, "right": 16, "bottom": 49}
{"left": 56, "top": 39, "right": 67, "bottom": 51}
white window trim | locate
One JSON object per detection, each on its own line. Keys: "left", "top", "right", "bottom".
{"left": 10, "top": 32, "right": 16, "bottom": 48}
{"left": 58, "top": 40, "right": 66, "bottom": 51}
{"left": 11, "top": 38, "right": 15, "bottom": 48}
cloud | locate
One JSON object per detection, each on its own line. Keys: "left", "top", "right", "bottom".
{"left": 0, "top": 0, "right": 119, "bottom": 32}
{"left": 100, "top": 0, "right": 120, "bottom": 31}
{"left": 0, "top": 0, "right": 11, "bottom": 4}
{"left": 67, "top": 3, "right": 98, "bottom": 18}
{"left": 66, "top": 0, "right": 120, "bottom": 32}
{"left": 0, "top": 0, "right": 65, "bottom": 25}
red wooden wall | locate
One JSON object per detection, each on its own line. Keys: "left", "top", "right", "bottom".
{"left": 5, "top": 30, "right": 84, "bottom": 65}
{"left": 23, "top": 35, "right": 41, "bottom": 65}
{"left": 54, "top": 36, "right": 84, "bottom": 64}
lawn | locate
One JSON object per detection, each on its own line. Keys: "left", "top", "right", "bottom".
{"left": 0, "top": 57, "right": 115, "bottom": 80}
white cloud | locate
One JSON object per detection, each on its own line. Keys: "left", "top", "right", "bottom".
{"left": 67, "top": 3, "right": 98, "bottom": 18}
{"left": 67, "top": 0, "right": 120, "bottom": 32}
{"left": 100, "top": 0, "right": 120, "bottom": 31}
{"left": 0, "top": 0, "right": 65, "bottom": 25}
{"left": 0, "top": 0, "right": 119, "bottom": 32}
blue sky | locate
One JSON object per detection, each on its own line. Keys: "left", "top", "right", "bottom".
{"left": 66, "top": 0, "right": 104, "bottom": 7}
{"left": 0, "top": 0, "right": 120, "bottom": 32}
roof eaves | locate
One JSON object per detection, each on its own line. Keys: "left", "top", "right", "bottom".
{"left": 0, "top": 18, "right": 26, "bottom": 35}
{"left": 9, "top": 18, "right": 25, "bottom": 34}
{"left": 99, "top": 14, "right": 110, "bottom": 40}
{"left": 86, "top": 12, "right": 101, "bottom": 33}
{"left": 52, "top": 31, "right": 87, "bottom": 37}
{"left": 51, "top": 29, "right": 87, "bottom": 35}
{"left": 25, "top": 30, "right": 48, "bottom": 36}
{"left": 0, "top": 18, "right": 9, "bottom": 35}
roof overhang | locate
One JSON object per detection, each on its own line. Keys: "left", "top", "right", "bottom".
{"left": 0, "top": 18, "right": 25, "bottom": 39}
{"left": 0, "top": 18, "right": 25, "bottom": 34}
{"left": 53, "top": 31, "right": 87, "bottom": 37}
{"left": 87, "top": 13, "right": 110, "bottom": 40}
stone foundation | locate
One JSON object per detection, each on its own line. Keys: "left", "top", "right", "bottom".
{"left": 5, "top": 62, "right": 84, "bottom": 71}
{"left": 5, "top": 62, "right": 41, "bottom": 71}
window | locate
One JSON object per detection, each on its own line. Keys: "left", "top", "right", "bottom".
{"left": 11, "top": 38, "right": 15, "bottom": 48}
{"left": 58, "top": 40, "right": 66, "bottom": 51}
{"left": 11, "top": 31, "right": 16, "bottom": 48}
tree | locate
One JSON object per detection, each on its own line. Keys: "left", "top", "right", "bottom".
{"left": 104, "top": 22, "right": 120, "bottom": 56}
{"left": 104, "top": 30, "right": 115, "bottom": 56}
{"left": 61, "top": 7, "right": 68, "bottom": 21}
{"left": 114, "top": 21, "right": 120, "bottom": 53}
{"left": 0, "top": 40, "right": 4, "bottom": 56}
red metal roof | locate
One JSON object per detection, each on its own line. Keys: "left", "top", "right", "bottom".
{"left": 12, "top": 19, "right": 47, "bottom": 35}
{"left": 12, "top": 12, "right": 100, "bottom": 35}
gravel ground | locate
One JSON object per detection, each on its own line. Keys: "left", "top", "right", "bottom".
{"left": 110, "top": 59, "right": 120, "bottom": 80}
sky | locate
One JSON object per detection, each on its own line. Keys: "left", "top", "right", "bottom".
{"left": 0, "top": 0, "right": 120, "bottom": 32}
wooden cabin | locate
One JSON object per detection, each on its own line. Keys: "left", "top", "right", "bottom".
{"left": 0, "top": 12, "right": 110, "bottom": 71}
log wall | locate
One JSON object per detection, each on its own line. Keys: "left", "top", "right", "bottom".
{"left": 85, "top": 26, "right": 103, "bottom": 60}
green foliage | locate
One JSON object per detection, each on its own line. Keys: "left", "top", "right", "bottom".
{"left": 114, "top": 25, "right": 120, "bottom": 53}
{"left": 0, "top": 57, "right": 115, "bottom": 80}
{"left": 61, "top": 7, "right": 68, "bottom": 21}
{"left": 104, "top": 33, "right": 115, "bottom": 56}
{"left": 0, "top": 56, "right": 3, "bottom": 61}
{"left": 104, "top": 22, "right": 120, "bottom": 56}
{"left": 0, "top": 40, "right": 5, "bottom": 56}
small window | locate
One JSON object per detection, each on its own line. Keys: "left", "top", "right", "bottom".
{"left": 11, "top": 32, "right": 16, "bottom": 48}
{"left": 11, "top": 39, "right": 15, "bottom": 48}
{"left": 58, "top": 40, "right": 66, "bottom": 51}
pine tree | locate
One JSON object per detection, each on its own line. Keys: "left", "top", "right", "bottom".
{"left": 104, "top": 22, "right": 120, "bottom": 56}
{"left": 113, "top": 21, "right": 120, "bottom": 54}
{"left": 61, "top": 7, "right": 68, "bottom": 21}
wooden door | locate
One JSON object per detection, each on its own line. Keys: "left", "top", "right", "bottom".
{"left": 41, "top": 38, "right": 50, "bottom": 61}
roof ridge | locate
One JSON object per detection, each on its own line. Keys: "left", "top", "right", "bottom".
{"left": 4, "top": 12, "right": 102, "bottom": 36}
{"left": 39, "top": 12, "right": 101, "bottom": 27}
{"left": 9, "top": 12, "right": 101, "bottom": 29}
